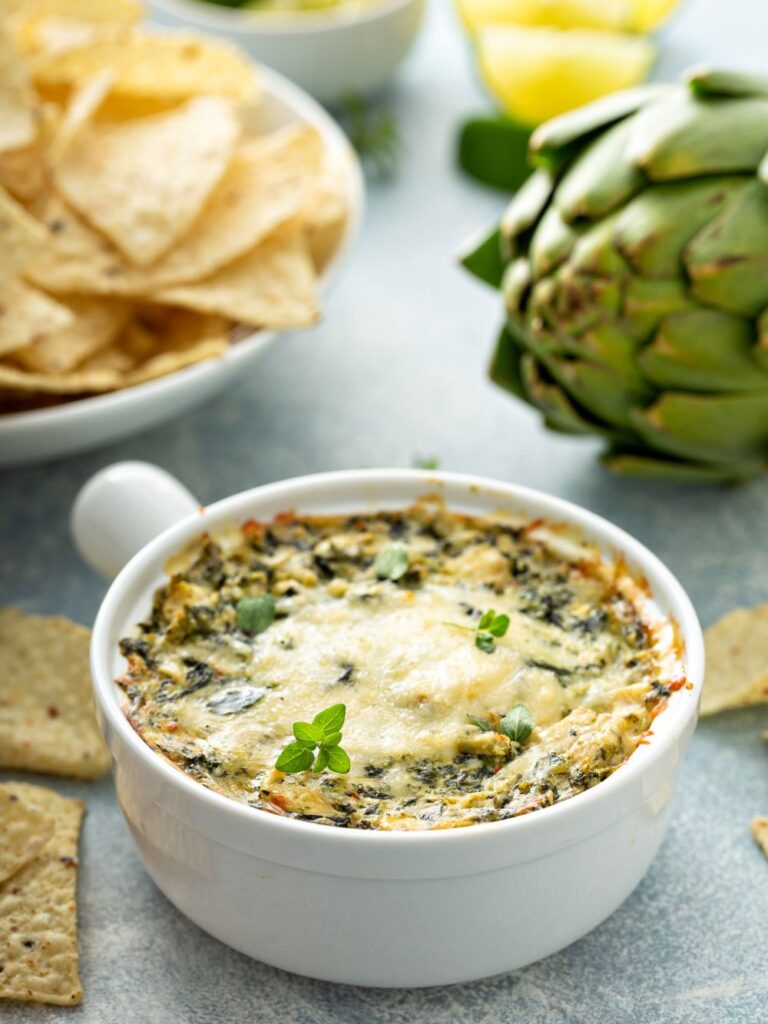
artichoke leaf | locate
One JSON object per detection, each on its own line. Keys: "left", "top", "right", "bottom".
{"left": 500, "top": 169, "right": 554, "bottom": 257}
{"left": 490, "top": 323, "right": 529, "bottom": 400}
{"left": 554, "top": 117, "right": 644, "bottom": 223}
{"left": 543, "top": 354, "right": 654, "bottom": 429}
{"left": 629, "top": 92, "right": 768, "bottom": 180}
{"left": 519, "top": 354, "right": 618, "bottom": 437}
{"left": 623, "top": 277, "right": 695, "bottom": 341}
{"left": 616, "top": 177, "right": 747, "bottom": 278}
{"left": 686, "top": 180, "right": 768, "bottom": 316}
{"left": 501, "top": 258, "right": 532, "bottom": 315}
{"left": 458, "top": 115, "right": 532, "bottom": 192}
{"left": 551, "top": 267, "right": 622, "bottom": 334}
{"left": 530, "top": 84, "right": 666, "bottom": 167}
{"left": 638, "top": 309, "right": 768, "bottom": 391}
{"left": 530, "top": 205, "right": 579, "bottom": 277}
{"left": 689, "top": 67, "right": 768, "bottom": 100}
{"left": 602, "top": 446, "right": 764, "bottom": 482}
{"left": 631, "top": 391, "right": 768, "bottom": 462}
{"left": 568, "top": 213, "right": 631, "bottom": 277}
{"left": 460, "top": 224, "right": 505, "bottom": 288}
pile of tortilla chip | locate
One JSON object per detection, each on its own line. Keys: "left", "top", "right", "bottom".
{"left": 0, "top": 0, "right": 349, "bottom": 414}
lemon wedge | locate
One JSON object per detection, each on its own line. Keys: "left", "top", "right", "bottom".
{"left": 458, "top": 0, "right": 630, "bottom": 32}
{"left": 628, "top": 0, "right": 681, "bottom": 30}
{"left": 475, "top": 25, "right": 656, "bottom": 124}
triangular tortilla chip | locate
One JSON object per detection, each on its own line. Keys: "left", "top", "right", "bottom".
{"left": 0, "top": 24, "right": 37, "bottom": 152}
{"left": 0, "top": 783, "right": 84, "bottom": 1006}
{"left": 0, "top": 278, "right": 73, "bottom": 356}
{"left": 753, "top": 817, "right": 768, "bottom": 861}
{"left": 54, "top": 96, "right": 240, "bottom": 265}
{"left": 0, "top": 186, "right": 48, "bottom": 285}
{"left": 0, "top": 785, "right": 54, "bottom": 885}
{"left": 30, "top": 29, "right": 259, "bottom": 104}
{"left": 152, "top": 227, "right": 319, "bottom": 329}
{"left": 14, "top": 294, "right": 129, "bottom": 372}
{"left": 0, "top": 610, "right": 111, "bottom": 776}
{"left": 702, "top": 604, "right": 768, "bottom": 715}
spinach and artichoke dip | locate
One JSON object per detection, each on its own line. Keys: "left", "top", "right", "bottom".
{"left": 117, "top": 498, "right": 685, "bottom": 831}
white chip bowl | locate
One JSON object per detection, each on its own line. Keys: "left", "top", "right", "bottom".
{"left": 151, "top": 0, "right": 427, "bottom": 103}
{"left": 73, "top": 463, "right": 703, "bottom": 988}
{"left": 0, "top": 66, "right": 364, "bottom": 469}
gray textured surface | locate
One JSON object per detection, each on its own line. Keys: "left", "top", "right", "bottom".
{"left": 2, "top": 0, "right": 768, "bottom": 1019}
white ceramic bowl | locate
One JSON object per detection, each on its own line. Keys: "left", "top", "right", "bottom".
{"left": 0, "top": 66, "right": 364, "bottom": 469}
{"left": 151, "top": 0, "right": 427, "bottom": 103}
{"left": 73, "top": 463, "right": 703, "bottom": 988}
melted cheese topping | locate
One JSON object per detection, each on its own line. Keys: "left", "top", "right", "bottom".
{"left": 117, "top": 499, "right": 683, "bottom": 830}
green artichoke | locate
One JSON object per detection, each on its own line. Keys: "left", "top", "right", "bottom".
{"left": 463, "top": 69, "right": 768, "bottom": 482}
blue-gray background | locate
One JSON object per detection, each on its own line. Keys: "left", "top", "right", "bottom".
{"left": 1, "top": 0, "right": 767, "bottom": 1019}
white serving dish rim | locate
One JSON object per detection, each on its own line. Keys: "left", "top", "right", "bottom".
{"left": 90, "top": 468, "right": 703, "bottom": 859}
{"left": 152, "top": 0, "right": 418, "bottom": 36}
{"left": 0, "top": 62, "right": 364, "bottom": 434}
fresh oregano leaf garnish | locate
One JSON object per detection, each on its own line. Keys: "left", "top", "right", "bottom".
{"left": 467, "top": 704, "right": 535, "bottom": 744}
{"left": 446, "top": 607, "right": 510, "bottom": 653}
{"left": 275, "top": 703, "right": 351, "bottom": 775}
{"left": 475, "top": 609, "right": 510, "bottom": 653}
{"left": 374, "top": 543, "right": 410, "bottom": 581}
{"left": 236, "top": 594, "right": 276, "bottom": 634}
{"left": 412, "top": 455, "right": 440, "bottom": 470}
{"left": 499, "top": 704, "right": 534, "bottom": 744}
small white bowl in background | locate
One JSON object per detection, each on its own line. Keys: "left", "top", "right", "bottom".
{"left": 151, "top": 0, "right": 428, "bottom": 103}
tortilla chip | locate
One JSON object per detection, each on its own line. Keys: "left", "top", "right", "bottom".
{"left": 753, "top": 817, "right": 768, "bottom": 861}
{"left": 0, "top": 24, "right": 37, "bottom": 152}
{"left": 55, "top": 96, "right": 240, "bottom": 265}
{"left": 31, "top": 29, "right": 259, "bottom": 103}
{"left": 48, "top": 69, "right": 113, "bottom": 165}
{"left": 0, "top": 783, "right": 84, "bottom": 1006}
{"left": 139, "top": 125, "right": 326, "bottom": 287}
{"left": 13, "top": 293, "right": 129, "bottom": 372}
{"left": 20, "top": 0, "right": 143, "bottom": 24}
{"left": 153, "top": 227, "right": 319, "bottom": 329}
{"left": 29, "top": 127, "right": 324, "bottom": 295}
{"left": 702, "top": 605, "right": 768, "bottom": 715}
{"left": 0, "top": 186, "right": 48, "bottom": 285}
{"left": 0, "top": 785, "right": 54, "bottom": 885}
{"left": 77, "top": 341, "right": 134, "bottom": 374}
{"left": 0, "top": 278, "right": 73, "bottom": 357}
{"left": 122, "top": 308, "right": 229, "bottom": 384}
{"left": 0, "top": 608, "right": 110, "bottom": 777}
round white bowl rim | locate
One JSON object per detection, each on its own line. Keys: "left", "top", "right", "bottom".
{"left": 153, "top": 0, "right": 419, "bottom": 35}
{"left": 0, "top": 61, "right": 364, "bottom": 435}
{"left": 91, "top": 468, "right": 704, "bottom": 854}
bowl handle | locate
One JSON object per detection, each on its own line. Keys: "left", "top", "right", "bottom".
{"left": 71, "top": 461, "right": 200, "bottom": 580}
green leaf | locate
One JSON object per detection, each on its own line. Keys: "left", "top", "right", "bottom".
{"left": 313, "top": 703, "right": 346, "bottom": 733}
{"left": 458, "top": 115, "right": 532, "bottom": 192}
{"left": 293, "top": 721, "right": 322, "bottom": 746}
{"left": 326, "top": 746, "right": 351, "bottom": 774}
{"left": 313, "top": 748, "right": 330, "bottom": 773}
{"left": 475, "top": 633, "right": 496, "bottom": 654}
{"left": 488, "top": 613, "right": 510, "bottom": 638}
{"left": 412, "top": 455, "right": 439, "bottom": 470}
{"left": 460, "top": 225, "right": 505, "bottom": 288}
{"left": 236, "top": 594, "right": 276, "bottom": 635}
{"left": 320, "top": 730, "right": 342, "bottom": 748}
{"left": 478, "top": 609, "right": 495, "bottom": 630}
{"left": 499, "top": 704, "right": 534, "bottom": 744}
{"left": 276, "top": 743, "right": 314, "bottom": 773}
{"left": 374, "top": 543, "right": 410, "bottom": 581}
{"left": 467, "top": 714, "right": 491, "bottom": 731}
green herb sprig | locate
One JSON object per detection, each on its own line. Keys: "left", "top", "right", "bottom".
{"left": 236, "top": 594, "right": 276, "bottom": 634}
{"left": 468, "top": 704, "right": 534, "bottom": 744}
{"left": 446, "top": 607, "right": 510, "bottom": 653}
{"left": 374, "top": 543, "right": 410, "bottom": 581}
{"left": 275, "top": 704, "right": 351, "bottom": 774}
